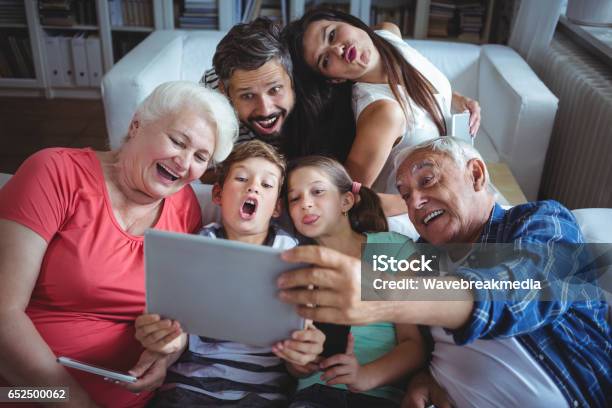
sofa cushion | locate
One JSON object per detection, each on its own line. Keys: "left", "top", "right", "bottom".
{"left": 407, "top": 39, "right": 480, "bottom": 99}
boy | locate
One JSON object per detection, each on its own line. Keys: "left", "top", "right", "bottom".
{"left": 136, "top": 141, "right": 325, "bottom": 407}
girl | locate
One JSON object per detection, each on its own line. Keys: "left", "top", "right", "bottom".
{"left": 283, "top": 155, "right": 426, "bottom": 407}
{"left": 283, "top": 8, "right": 481, "bottom": 216}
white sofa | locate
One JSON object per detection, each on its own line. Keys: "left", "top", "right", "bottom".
{"left": 101, "top": 30, "right": 558, "bottom": 201}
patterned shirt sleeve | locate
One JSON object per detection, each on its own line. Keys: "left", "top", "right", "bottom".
{"left": 450, "top": 201, "right": 593, "bottom": 344}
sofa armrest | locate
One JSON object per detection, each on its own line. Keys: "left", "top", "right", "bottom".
{"left": 478, "top": 45, "right": 558, "bottom": 200}
{"left": 101, "top": 30, "right": 186, "bottom": 150}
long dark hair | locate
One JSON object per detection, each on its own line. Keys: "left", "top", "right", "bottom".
{"left": 286, "top": 155, "right": 388, "bottom": 234}
{"left": 282, "top": 8, "right": 447, "bottom": 160}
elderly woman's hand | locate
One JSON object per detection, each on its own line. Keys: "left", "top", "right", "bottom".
{"left": 118, "top": 350, "right": 171, "bottom": 393}
{"left": 134, "top": 314, "right": 187, "bottom": 355}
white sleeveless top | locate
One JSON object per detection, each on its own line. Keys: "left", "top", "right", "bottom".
{"left": 352, "top": 30, "right": 452, "bottom": 193}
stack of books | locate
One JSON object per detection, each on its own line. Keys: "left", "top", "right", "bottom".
{"left": 0, "top": 0, "right": 27, "bottom": 25}
{"left": 38, "top": 0, "right": 76, "bottom": 26}
{"left": 428, "top": 0, "right": 457, "bottom": 38}
{"left": 240, "top": 0, "right": 287, "bottom": 25}
{"left": 370, "top": 3, "right": 413, "bottom": 37}
{"left": 178, "top": 0, "right": 218, "bottom": 29}
{"left": 457, "top": 0, "right": 484, "bottom": 42}
{"left": 108, "top": 0, "right": 154, "bottom": 27}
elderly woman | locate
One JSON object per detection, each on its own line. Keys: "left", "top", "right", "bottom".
{"left": 0, "top": 81, "right": 238, "bottom": 407}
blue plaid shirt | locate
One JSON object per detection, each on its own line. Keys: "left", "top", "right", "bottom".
{"left": 423, "top": 201, "right": 611, "bottom": 407}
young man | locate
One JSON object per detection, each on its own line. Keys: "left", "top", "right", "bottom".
{"left": 135, "top": 141, "right": 324, "bottom": 407}
{"left": 202, "top": 18, "right": 295, "bottom": 150}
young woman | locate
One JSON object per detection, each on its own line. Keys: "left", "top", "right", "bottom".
{"left": 284, "top": 156, "right": 426, "bottom": 407}
{"left": 283, "top": 8, "right": 481, "bottom": 216}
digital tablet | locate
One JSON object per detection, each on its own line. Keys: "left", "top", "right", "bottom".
{"left": 144, "top": 229, "right": 307, "bottom": 347}
{"left": 451, "top": 111, "right": 472, "bottom": 144}
{"left": 57, "top": 357, "right": 137, "bottom": 383}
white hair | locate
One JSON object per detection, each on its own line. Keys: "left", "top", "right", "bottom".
{"left": 135, "top": 81, "right": 238, "bottom": 163}
{"left": 394, "top": 137, "right": 492, "bottom": 191}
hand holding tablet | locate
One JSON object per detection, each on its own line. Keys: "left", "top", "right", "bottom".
{"left": 144, "top": 230, "right": 307, "bottom": 347}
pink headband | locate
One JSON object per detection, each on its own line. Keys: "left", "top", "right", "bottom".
{"left": 351, "top": 181, "right": 362, "bottom": 194}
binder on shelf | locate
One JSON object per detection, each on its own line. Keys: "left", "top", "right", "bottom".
{"left": 58, "top": 36, "right": 75, "bottom": 87}
{"left": 71, "top": 33, "right": 89, "bottom": 87}
{"left": 85, "top": 36, "right": 103, "bottom": 87}
{"left": 44, "top": 36, "right": 65, "bottom": 86}
{"left": 109, "top": 0, "right": 124, "bottom": 26}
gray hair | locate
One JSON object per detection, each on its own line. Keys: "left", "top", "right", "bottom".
{"left": 395, "top": 137, "right": 492, "bottom": 191}
{"left": 135, "top": 81, "right": 238, "bottom": 163}
{"left": 213, "top": 18, "right": 292, "bottom": 91}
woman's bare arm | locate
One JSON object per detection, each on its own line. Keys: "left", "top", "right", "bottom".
{"left": 0, "top": 219, "right": 98, "bottom": 407}
{"left": 345, "top": 99, "right": 406, "bottom": 188}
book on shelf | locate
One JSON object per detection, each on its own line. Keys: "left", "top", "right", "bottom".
{"left": 109, "top": 0, "right": 154, "bottom": 27}
{"left": 428, "top": 0, "right": 457, "bottom": 38}
{"left": 457, "top": 0, "right": 485, "bottom": 41}
{"left": 0, "top": 0, "right": 27, "bottom": 25}
{"left": 427, "top": 0, "right": 489, "bottom": 40}
{"left": 0, "top": 31, "right": 35, "bottom": 78}
{"left": 370, "top": 2, "right": 414, "bottom": 37}
{"left": 178, "top": 0, "right": 218, "bottom": 29}
{"left": 38, "top": 0, "right": 97, "bottom": 27}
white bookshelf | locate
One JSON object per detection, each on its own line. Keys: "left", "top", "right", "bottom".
{"left": 0, "top": 0, "right": 230, "bottom": 99}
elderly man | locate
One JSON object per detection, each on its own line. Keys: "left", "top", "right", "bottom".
{"left": 202, "top": 18, "right": 294, "bottom": 149}
{"left": 277, "top": 137, "right": 611, "bottom": 407}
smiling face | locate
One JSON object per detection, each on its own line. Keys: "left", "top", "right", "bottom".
{"left": 213, "top": 157, "right": 282, "bottom": 242}
{"left": 226, "top": 59, "right": 295, "bottom": 139}
{"left": 302, "top": 19, "right": 379, "bottom": 81}
{"left": 123, "top": 108, "right": 216, "bottom": 201}
{"left": 395, "top": 150, "right": 487, "bottom": 245}
{"left": 287, "top": 166, "right": 354, "bottom": 240}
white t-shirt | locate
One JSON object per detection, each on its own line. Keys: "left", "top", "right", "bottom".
{"left": 428, "top": 254, "right": 568, "bottom": 408}
{"left": 352, "top": 29, "right": 452, "bottom": 194}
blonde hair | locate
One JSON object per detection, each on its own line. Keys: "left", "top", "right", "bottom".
{"left": 135, "top": 81, "right": 239, "bottom": 163}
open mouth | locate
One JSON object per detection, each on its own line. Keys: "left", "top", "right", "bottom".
{"left": 423, "top": 209, "right": 445, "bottom": 226}
{"left": 251, "top": 113, "right": 282, "bottom": 134}
{"left": 240, "top": 197, "right": 258, "bottom": 220}
{"left": 302, "top": 214, "right": 319, "bottom": 225}
{"left": 157, "top": 163, "right": 179, "bottom": 182}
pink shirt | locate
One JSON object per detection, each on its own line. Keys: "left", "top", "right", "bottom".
{"left": 0, "top": 148, "right": 202, "bottom": 407}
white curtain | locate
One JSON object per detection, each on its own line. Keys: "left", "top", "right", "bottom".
{"left": 508, "top": 0, "right": 565, "bottom": 69}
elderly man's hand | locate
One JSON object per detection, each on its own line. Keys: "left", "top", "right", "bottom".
{"left": 278, "top": 246, "right": 386, "bottom": 325}
{"left": 402, "top": 369, "right": 453, "bottom": 408}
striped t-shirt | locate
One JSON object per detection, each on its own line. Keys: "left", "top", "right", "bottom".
{"left": 201, "top": 68, "right": 282, "bottom": 149}
{"left": 161, "top": 222, "right": 298, "bottom": 402}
